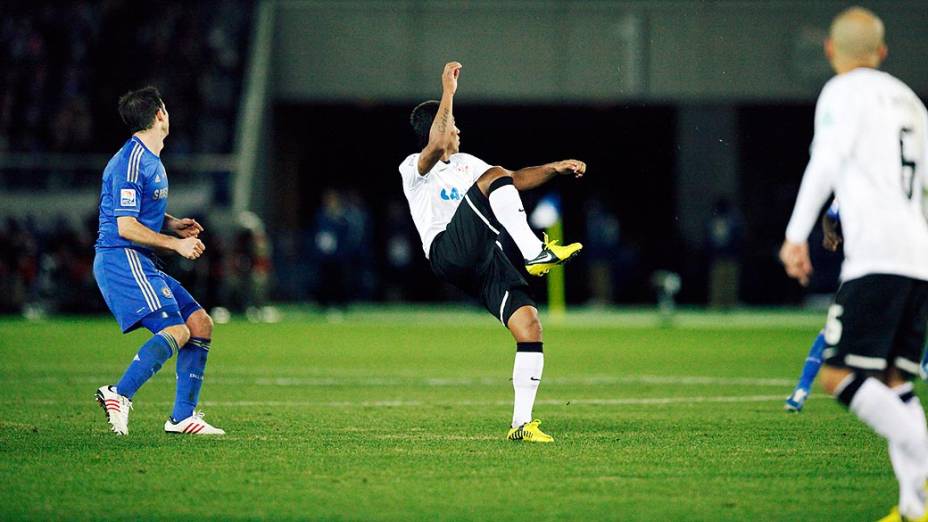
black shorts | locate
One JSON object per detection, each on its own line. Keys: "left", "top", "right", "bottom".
{"left": 429, "top": 184, "right": 536, "bottom": 327}
{"left": 823, "top": 274, "right": 928, "bottom": 376}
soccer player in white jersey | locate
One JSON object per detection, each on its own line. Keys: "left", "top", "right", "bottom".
{"left": 786, "top": 201, "right": 928, "bottom": 413}
{"left": 779, "top": 8, "right": 928, "bottom": 520}
{"left": 399, "top": 62, "right": 585, "bottom": 443}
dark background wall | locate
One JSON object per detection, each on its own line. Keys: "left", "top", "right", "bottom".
{"left": 271, "top": 100, "right": 842, "bottom": 305}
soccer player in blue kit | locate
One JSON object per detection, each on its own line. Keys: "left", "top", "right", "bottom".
{"left": 784, "top": 201, "right": 842, "bottom": 412}
{"left": 93, "top": 86, "right": 224, "bottom": 435}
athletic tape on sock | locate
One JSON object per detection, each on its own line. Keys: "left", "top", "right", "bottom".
{"left": 488, "top": 176, "right": 514, "bottom": 194}
{"left": 895, "top": 382, "right": 917, "bottom": 404}
{"left": 516, "top": 342, "right": 543, "bottom": 353}
{"left": 836, "top": 373, "right": 866, "bottom": 407}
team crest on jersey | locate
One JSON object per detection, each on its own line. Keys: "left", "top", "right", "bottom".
{"left": 120, "top": 189, "right": 137, "bottom": 207}
{"left": 161, "top": 287, "right": 173, "bottom": 299}
{"left": 440, "top": 187, "right": 461, "bottom": 201}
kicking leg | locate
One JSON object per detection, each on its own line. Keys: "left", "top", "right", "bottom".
{"left": 506, "top": 305, "right": 552, "bottom": 443}
{"left": 785, "top": 330, "right": 826, "bottom": 412}
{"left": 476, "top": 168, "right": 543, "bottom": 260}
{"left": 476, "top": 167, "right": 582, "bottom": 276}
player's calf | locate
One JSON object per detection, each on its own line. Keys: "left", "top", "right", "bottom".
{"left": 784, "top": 332, "right": 826, "bottom": 413}
{"left": 828, "top": 365, "right": 928, "bottom": 519}
{"left": 95, "top": 311, "right": 188, "bottom": 435}
{"left": 112, "top": 324, "right": 187, "bottom": 401}
{"left": 172, "top": 308, "right": 216, "bottom": 426}
{"left": 506, "top": 306, "right": 549, "bottom": 439}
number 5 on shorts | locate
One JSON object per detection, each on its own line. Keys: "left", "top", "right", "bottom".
{"left": 825, "top": 304, "right": 844, "bottom": 345}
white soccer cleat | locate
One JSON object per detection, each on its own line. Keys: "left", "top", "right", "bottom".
{"left": 164, "top": 411, "right": 226, "bottom": 435}
{"left": 95, "top": 385, "right": 132, "bottom": 435}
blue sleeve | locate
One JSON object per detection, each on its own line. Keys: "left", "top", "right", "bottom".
{"left": 826, "top": 199, "right": 840, "bottom": 221}
{"left": 111, "top": 151, "right": 146, "bottom": 217}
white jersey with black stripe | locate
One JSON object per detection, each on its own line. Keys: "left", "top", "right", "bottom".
{"left": 399, "top": 152, "right": 492, "bottom": 258}
{"left": 785, "top": 68, "right": 928, "bottom": 282}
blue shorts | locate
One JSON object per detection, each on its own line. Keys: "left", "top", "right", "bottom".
{"left": 93, "top": 248, "right": 202, "bottom": 333}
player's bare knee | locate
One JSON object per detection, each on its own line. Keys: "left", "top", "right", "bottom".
{"left": 476, "top": 166, "right": 511, "bottom": 195}
{"left": 883, "top": 366, "right": 910, "bottom": 388}
{"left": 508, "top": 307, "right": 542, "bottom": 342}
{"left": 187, "top": 309, "right": 213, "bottom": 339}
{"left": 820, "top": 365, "right": 852, "bottom": 396}
{"left": 163, "top": 324, "right": 191, "bottom": 348}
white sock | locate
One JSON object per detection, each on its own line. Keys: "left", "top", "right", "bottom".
{"left": 851, "top": 378, "right": 928, "bottom": 519}
{"left": 488, "top": 184, "right": 543, "bottom": 260}
{"left": 850, "top": 378, "right": 924, "bottom": 448}
{"left": 512, "top": 351, "right": 543, "bottom": 428}
{"left": 890, "top": 383, "right": 928, "bottom": 518}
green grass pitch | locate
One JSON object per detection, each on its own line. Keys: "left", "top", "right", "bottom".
{"left": 0, "top": 307, "right": 910, "bottom": 520}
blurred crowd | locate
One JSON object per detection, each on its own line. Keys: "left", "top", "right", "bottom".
{"left": 0, "top": 0, "right": 250, "bottom": 155}
{"left": 0, "top": 3, "right": 837, "bottom": 313}
{"left": 2, "top": 189, "right": 839, "bottom": 315}
{"left": 273, "top": 190, "right": 647, "bottom": 308}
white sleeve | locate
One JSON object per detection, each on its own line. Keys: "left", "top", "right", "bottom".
{"left": 399, "top": 154, "right": 426, "bottom": 190}
{"left": 785, "top": 82, "right": 858, "bottom": 242}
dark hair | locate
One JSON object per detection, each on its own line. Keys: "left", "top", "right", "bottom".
{"left": 409, "top": 100, "right": 440, "bottom": 149}
{"left": 117, "top": 86, "right": 164, "bottom": 133}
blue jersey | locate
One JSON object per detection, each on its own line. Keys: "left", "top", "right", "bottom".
{"left": 95, "top": 137, "right": 169, "bottom": 252}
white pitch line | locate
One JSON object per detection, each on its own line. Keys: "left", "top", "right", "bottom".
{"left": 8, "top": 394, "right": 814, "bottom": 408}
{"left": 5, "top": 374, "right": 795, "bottom": 387}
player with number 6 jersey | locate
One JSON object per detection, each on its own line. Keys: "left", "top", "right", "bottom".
{"left": 779, "top": 7, "right": 928, "bottom": 521}
{"left": 784, "top": 65, "right": 928, "bottom": 284}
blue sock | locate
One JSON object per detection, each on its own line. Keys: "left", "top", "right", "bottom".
{"left": 172, "top": 337, "right": 210, "bottom": 422}
{"left": 115, "top": 332, "right": 178, "bottom": 399}
{"left": 795, "top": 332, "right": 826, "bottom": 391}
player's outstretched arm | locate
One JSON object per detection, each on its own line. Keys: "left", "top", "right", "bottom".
{"left": 511, "top": 159, "right": 586, "bottom": 191}
{"left": 417, "top": 62, "right": 461, "bottom": 175}
{"left": 117, "top": 216, "right": 205, "bottom": 260}
{"left": 164, "top": 213, "right": 204, "bottom": 238}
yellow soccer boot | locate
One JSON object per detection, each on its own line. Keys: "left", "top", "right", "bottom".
{"left": 878, "top": 506, "right": 928, "bottom": 522}
{"left": 524, "top": 234, "right": 582, "bottom": 277}
{"left": 507, "top": 419, "right": 554, "bottom": 443}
